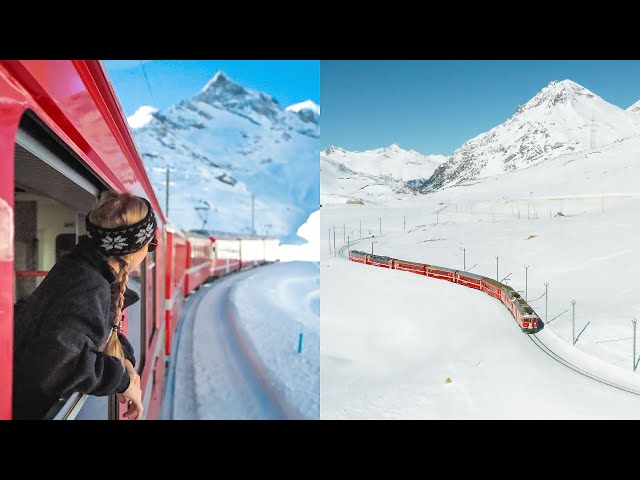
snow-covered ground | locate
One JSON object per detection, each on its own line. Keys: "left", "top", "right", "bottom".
{"left": 163, "top": 262, "right": 319, "bottom": 420}
{"left": 321, "top": 250, "right": 640, "bottom": 419}
{"left": 321, "top": 185, "right": 640, "bottom": 417}
{"left": 230, "top": 261, "right": 320, "bottom": 419}
{"left": 278, "top": 210, "right": 320, "bottom": 262}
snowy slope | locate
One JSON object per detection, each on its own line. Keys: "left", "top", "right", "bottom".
{"left": 230, "top": 261, "right": 320, "bottom": 419}
{"left": 422, "top": 80, "right": 640, "bottom": 192}
{"left": 628, "top": 100, "right": 640, "bottom": 113}
{"left": 321, "top": 243, "right": 640, "bottom": 419}
{"left": 324, "top": 144, "right": 447, "bottom": 183}
{"left": 320, "top": 153, "right": 416, "bottom": 205}
{"left": 130, "top": 71, "right": 319, "bottom": 243}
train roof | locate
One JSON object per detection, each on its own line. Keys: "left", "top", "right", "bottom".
{"left": 369, "top": 254, "right": 392, "bottom": 260}
{"left": 428, "top": 264, "right": 457, "bottom": 273}
{"left": 456, "top": 271, "right": 485, "bottom": 281}
{"left": 395, "top": 258, "right": 428, "bottom": 267}
{"left": 482, "top": 277, "right": 505, "bottom": 289}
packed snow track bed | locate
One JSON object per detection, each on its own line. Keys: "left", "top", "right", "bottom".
{"left": 162, "top": 269, "right": 290, "bottom": 420}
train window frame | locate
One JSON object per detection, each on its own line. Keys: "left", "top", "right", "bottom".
{"left": 12, "top": 110, "right": 116, "bottom": 420}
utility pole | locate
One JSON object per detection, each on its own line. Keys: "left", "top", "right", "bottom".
{"left": 333, "top": 228, "right": 336, "bottom": 257}
{"left": 525, "top": 265, "right": 529, "bottom": 301}
{"left": 403, "top": 216, "right": 406, "bottom": 231}
{"left": 371, "top": 242, "right": 374, "bottom": 256}
{"left": 544, "top": 282, "right": 549, "bottom": 324}
{"left": 328, "top": 228, "right": 331, "bottom": 254}
{"left": 496, "top": 256, "right": 499, "bottom": 281}
{"left": 359, "top": 220, "right": 362, "bottom": 239}
{"left": 634, "top": 319, "right": 638, "bottom": 372}
{"left": 463, "top": 248, "right": 466, "bottom": 270}
{"left": 572, "top": 300, "right": 576, "bottom": 346}
{"left": 347, "top": 236, "right": 350, "bottom": 257}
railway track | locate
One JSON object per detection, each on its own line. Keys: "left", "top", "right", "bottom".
{"left": 342, "top": 237, "right": 640, "bottom": 398}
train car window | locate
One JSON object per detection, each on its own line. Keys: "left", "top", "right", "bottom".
{"left": 134, "top": 262, "right": 147, "bottom": 374}
{"left": 13, "top": 111, "right": 110, "bottom": 420}
{"left": 147, "top": 249, "right": 157, "bottom": 347}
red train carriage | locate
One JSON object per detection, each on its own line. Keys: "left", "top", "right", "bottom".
{"left": 163, "top": 225, "right": 187, "bottom": 356}
{"left": 482, "top": 277, "right": 503, "bottom": 300}
{"left": 184, "top": 231, "right": 212, "bottom": 295}
{"left": 514, "top": 299, "right": 540, "bottom": 332}
{"left": 200, "top": 230, "right": 242, "bottom": 277}
{"left": 349, "top": 250, "right": 367, "bottom": 264}
{"left": 393, "top": 258, "right": 428, "bottom": 275}
{"left": 366, "top": 254, "right": 393, "bottom": 268}
{"left": 0, "top": 60, "right": 170, "bottom": 420}
{"left": 427, "top": 265, "right": 456, "bottom": 282}
{"left": 454, "top": 271, "right": 483, "bottom": 290}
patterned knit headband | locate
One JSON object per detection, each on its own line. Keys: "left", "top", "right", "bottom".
{"left": 86, "top": 197, "right": 157, "bottom": 256}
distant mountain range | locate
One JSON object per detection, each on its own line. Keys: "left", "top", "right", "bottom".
{"left": 321, "top": 79, "right": 640, "bottom": 203}
{"left": 129, "top": 71, "right": 319, "bottom": 243}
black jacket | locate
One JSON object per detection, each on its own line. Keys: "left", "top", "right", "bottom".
{"left": 12, "top": 236, "right": 139, "bottom": 420}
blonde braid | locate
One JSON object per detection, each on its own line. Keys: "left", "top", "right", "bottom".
{"left": 104, "top": 256, "right": 131, "bottom": 365}
{"left": 88, "top": 191, "right": 149, "bottom": 364}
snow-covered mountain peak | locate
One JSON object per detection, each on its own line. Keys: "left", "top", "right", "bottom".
{"left": 130, "top": 73, "right": 319, "bottom": 242}
{"left": 324, "top": 145, "right": 346, "bottom": 155}
{"left": 420, "top": 79, "right": 640, "bottom": 193}
{"left": 520, "top": 79, "right": 599, "bottom": 112}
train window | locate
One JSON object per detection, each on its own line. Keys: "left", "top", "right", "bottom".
{"left": 131, "top": 263, "right": 146, "bottom": 374}
{"left": 13, "top": 111, "right": 111, "bottom": 420}
{"left": 147, "top": 249, "right": 157, "bottom": 348}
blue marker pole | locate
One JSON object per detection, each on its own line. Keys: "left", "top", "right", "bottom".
{"left": 298, "top": 333, "right": 304, "bottom": 353}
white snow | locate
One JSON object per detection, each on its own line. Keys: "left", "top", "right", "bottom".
{"left": 321, "top": 247, "right": 640, "bottom": 418}
{"left": 286, "top": 100, "right": 320, "bottom": 115}
{"left": 278, "top": 210, "right": 320, "bottom": 262}
{"left": 230, "top": 261, "right": 320, "bottom": 419}
{"left": 126, "top": 106, "right": 158, "bottom": 129}
{"left": 323, "top": 144, "right": 447, "bottom": 184}
{"left": 321, "top": 132, "right": 640, "bottom": 418}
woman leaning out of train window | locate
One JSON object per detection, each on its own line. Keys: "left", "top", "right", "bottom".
{"left": 12, "top": 192, "right": 159, "bottom": 420}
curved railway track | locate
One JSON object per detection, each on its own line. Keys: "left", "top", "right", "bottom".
{"left": 340, "top": 236, "right": 640, "bottom": 398}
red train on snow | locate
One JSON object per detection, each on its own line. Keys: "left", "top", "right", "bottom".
{"left": 0, "top": 60, "right": 278, "bottom": 420}
{"left": 349, "top": 251, "right": 540, "bottom": 333}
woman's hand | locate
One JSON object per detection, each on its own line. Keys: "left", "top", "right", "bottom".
{"left": 118, "top": 360, "right": 143, "bottom": 420}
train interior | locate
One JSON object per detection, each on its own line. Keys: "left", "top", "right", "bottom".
{"left": 12, "top": 113, "right": 151, "bottom": 419}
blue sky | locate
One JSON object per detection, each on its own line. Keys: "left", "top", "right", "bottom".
{"left": 321, "top": 60, "right": 640, "bottom": 155}
{"left": 104, "top": 60, "right": 320, "bottom": 117}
